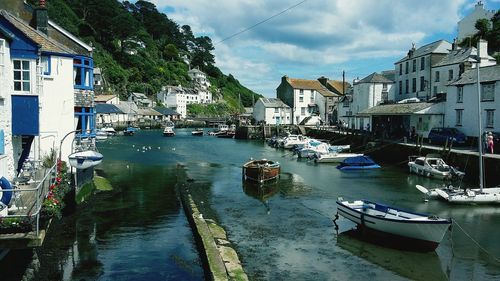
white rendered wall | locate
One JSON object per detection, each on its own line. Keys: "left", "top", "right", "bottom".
{"left": 0, "top": 40, "right": 14, "bottom": 179}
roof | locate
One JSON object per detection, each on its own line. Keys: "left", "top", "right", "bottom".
{"left": 131, "top": 92, "right": 148, "bottom": 99}
{"left": 434, "top": 48, "right": 477, "bottom": 67}
{"left": 154, "top": 107, "right": 180, "bottom": 116}
{"left": 451, "top": 65, "right": 500, "bottom": 86}
{"left": 0, "top": 10, "right": 75, "bottom": 55}
{"left": 94, "top": 95, "right": 117, "bottom": 103}
{"left": 285, "top": 77, "right": 339, "bottom": 97}
{"left": 259, "top": 98, "right": 290, "bottom": 108}
{"left": 137, "top": 108, "right": 162, "bottom": 116}
{"left": 358, "top": 102, "right": 436, "bottom": 115}
{"left": 357, "top": 72, "right": 394, "bottom": 84}
{"left": 325, "top": 80, "right": 350, "bottom": 95}
{"left": 380, "top": 70, "right": 396, "bottom": 82}
{"left": 95, "top": 104, "right": 123, "bottom": 114}
{"left": 396, "top": 40, "right": 451, "bottom": 63}
{"left": 115, "top": 102, "right": 138, "bottom": 114}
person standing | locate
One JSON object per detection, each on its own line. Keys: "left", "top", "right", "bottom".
{"left": 487, "top": 132, "right": 494, "bottom": 153}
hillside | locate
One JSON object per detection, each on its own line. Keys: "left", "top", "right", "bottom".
{"left": 32, "top": 0, "right": 261, "bottom": 115}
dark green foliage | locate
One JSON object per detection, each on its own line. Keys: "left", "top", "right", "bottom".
{"left": 459, "top": 10, "right": 500, "bottom": 62}
{"left": 45, "top": 0, "right": 261, "bottom": 115}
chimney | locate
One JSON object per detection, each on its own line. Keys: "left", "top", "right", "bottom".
{"left": 452, "top": 38, "right": 457, "bottom": 50}
{"left": 317, "top": 76, "right": 328, "bottom": 87}
{"left": 407, "top": 43, "right": 416, "bottom": 57}
{"left": 478, "top": 39, "right": 488, "bottom": 62}
{"left": 34, "top": 0, "right": 48, "bottom": 35}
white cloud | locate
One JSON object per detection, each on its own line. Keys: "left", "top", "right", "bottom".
{"left": 144, "top": 0, "right": 482, "bottom": 96}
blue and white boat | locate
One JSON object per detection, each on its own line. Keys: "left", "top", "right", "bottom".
{"left": 336, "top": 199, "right": 451, "bottom": 251}
{"left": 337, "top": 156, "right": 380, "bottom": 170}
{"left": 68, "top": 150, "right": 104, "bottom": 169}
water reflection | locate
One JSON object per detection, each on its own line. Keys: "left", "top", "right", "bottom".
{"left": 242, "top": 181, "right": 280, "bottom": 214}
{"left": 337, "top": 229, "right": 448, "bottom": 281}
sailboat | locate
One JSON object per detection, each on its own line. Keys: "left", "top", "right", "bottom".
{"left": 416, "top": 42, "right": 500, "bottom": 203}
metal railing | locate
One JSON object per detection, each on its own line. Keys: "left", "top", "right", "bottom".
{"left": 3, "top": 161, "right": 57, "bottom": 236}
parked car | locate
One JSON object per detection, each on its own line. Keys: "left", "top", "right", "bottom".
{"left": 427, "top": 127, "right": 467, "bottom": 145}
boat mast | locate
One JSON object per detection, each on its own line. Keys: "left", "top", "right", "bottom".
{"left": 476, "top": 40, "right": 484, "bottom": 192}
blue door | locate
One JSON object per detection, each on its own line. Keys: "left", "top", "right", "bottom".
{"left": 12, "top": 95, "right": 39, "bottom": 136}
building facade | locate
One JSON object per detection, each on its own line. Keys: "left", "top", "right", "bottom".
{"left": 252, "top": 98, "right": 291, "bottom": 125}
{"left": 458, "top": 1, "right": 495, "bottom": 42}
{"left": 157, "top": 86, "right": 187, "bottom": 118}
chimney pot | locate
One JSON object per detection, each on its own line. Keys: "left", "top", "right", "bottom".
{"left": 39, "top": 0, "right": 46, "bottom": 8}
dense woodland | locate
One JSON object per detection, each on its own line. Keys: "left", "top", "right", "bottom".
{"left": 31, "top": 0, "right": 261, "bottom": 116}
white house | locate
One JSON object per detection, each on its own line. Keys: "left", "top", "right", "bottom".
{"left": 432, "top": 40, "right": 496, "bottom": 96}
{"left": 115, "top": 101, "right": 138, "bottom": 124}
{"left": 188, "top": 68, "right": 212, "bottom": 104}
{"left": 129, "top": 92, "right": 153, "bottom": 108}
{"left": 458, "top": 1, "right": 495, "bottom": 42}
{"left": 445, "top": 64, "right": 500, "bottom": 137}
{"left": 338, "top": 72, "right": 395, "bottom": 130}
{"left": 253, "top": 98, "right": 291, "bottom": 125}
{"left": 157, "top": 86, "right": 187, "bottom": 118}
{"left": 276, "top": 76, "right": 347, "bottom": 125}
{"left": 394, "top": 40, "right": 451, "bottom": 101}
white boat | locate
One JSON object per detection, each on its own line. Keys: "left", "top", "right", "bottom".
{"left": 298, "top": 143, "right": 350, "bottom": 158}
{"left": 95, "top": 130, "right": 108, "bottom": 140}
{"left": 163, "top": 126, "right": 175, "bottom": 137}
{"left": 408, "top": 154, "right": 464, "bottom": 180}
{"left": 336, "top": 199, "right": 451, "bottom": 251}
{"left": 312, "top": 152, "right": 363, "bottom": 163}
{"left": 101, "top": 127, "right": 117, "bottom": 135}
{"left": 282, "top": 134, "right": 308, "bottom": 149}
{"left": 416, "top": 44, "right": 500, "bottom": 204}
{"left": 68, "top": 150, "right": 104, "bottom": 169}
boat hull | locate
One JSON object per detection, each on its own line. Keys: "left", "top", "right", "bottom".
{"left": 242, "top": 160, "right": 280, "bottom": 183}
{"left": 408, "top": 163, "right": 450, "bottom": 179}
{"left": 315, "top": 153, "right": 363, "bottom": 163}
{"left": 68, "top": 151, "right": 104, "bottom": 169}
{"left": 336, "top": 200, "right": 450, "bottom": 251}
{"left": 436, "top": 187, "right": 500, "bottom": 203}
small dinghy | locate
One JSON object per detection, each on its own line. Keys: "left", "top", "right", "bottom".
{"left": 337, "top": 156, "right": 381, "bottom": 170}
{"left": 335, "top": 199, "right": 451, "bottom": 251}
{"left": 242, "top": 159, "right": 280, "bottom": 183}
{"left": 68, "top": 150, "right": 104, "bottom": 169}
{"left": 191, "top": 128, "right": 204, "bottom": 136}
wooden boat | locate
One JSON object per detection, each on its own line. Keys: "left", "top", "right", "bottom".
{"left": 408, "top": 154, "right": 464, "bottom": 180}
{"left": 163, "top": 126, "right": 175, "bottom": 137}
{"left": 242, "top": 159, "right": 280, "bottom": 183}
{"left": 68, "top": 150, "right": 104, "bottom": 169}
{"left": 337, "top": 156, "right": 380, "bottom": 170}
{"left": 336, "top": 199, "right": 451, "bottom": 251}
{"left": 191, "top": 128, "right": 204, "bottom": 136}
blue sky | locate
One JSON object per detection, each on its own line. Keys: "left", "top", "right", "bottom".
{"left": 147, "top": 0, "right": 500, "bottom": 97}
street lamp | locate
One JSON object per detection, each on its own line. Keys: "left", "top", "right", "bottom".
{"left": 58, "top": 130, "right": 81, "bottom": 163}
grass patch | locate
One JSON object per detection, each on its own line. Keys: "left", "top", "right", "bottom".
{"left": 94, "top": 176, "right": 113, "bottom": 191}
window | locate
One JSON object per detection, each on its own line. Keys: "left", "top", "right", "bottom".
{"left": 41, "top": 56, "right": 50, "bottom": 75}
{"left": 405, "top": 61, "right": 408, "bottom": 74}
{"left": 299, "top": 96, "right": 304, "bottom": 102}
{"left": 73, "top": 56, "right": 93, "bottom": 90}
{"left": 420, "top": 76, "right": 425, "bottom": 91}
{"left": 13, "top": 60, "right": 31, "bottom": 92}
{"left": 399, "top": 81, "right": 402, "bottom": 95}
{"left": 481, "top": 83, "right": 495, "bottom": 101}
{"left": 412, "top": 59, "right": 416, "bottom": 72}
{"left": 299, "top": 89, "right": 304, "bottom": 95}
{"left": 420, "top": 57, "right": 425, "bottom": 70}
{"left": 405, "top": 79, "right": 409, "bottom": 94}
{"left": 301, "top": 107, "right": 306, "bottom": 115}
{"left": 310, "top": 94, "right": 314, "bottom": 103}
{"left": 0, "top": 39, "right": 5, "bottom": 67}
{"left": 486, "top": 110, "right": 494, "bottom": 128}
{"left": 457, "top": 86, "right": 463, "bottom": 103}
{"left": 382, "top": 83, "right": 387, "bottom": 91}
{"left": 412, "top": 78, "right": 416, "bottom": 93}
{"left": 274, "top": 108, "right": 279, "bottom": 113}
{"left": 399, "top": 64, "right": 402, "bottom": 75}
{"left": 435, "top": 71, "right": 440, "bottom": 82}
{"left": 448, "top": 69, "right": 453, "bottom": 81}
{"left": 456, "top": 109, "right": 463, "bottom": 126}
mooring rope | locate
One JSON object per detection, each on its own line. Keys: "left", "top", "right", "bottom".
{"left": 452, "top": 219, "right": 500, "bottom": 264}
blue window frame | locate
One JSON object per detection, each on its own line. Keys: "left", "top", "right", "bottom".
{"left": 75, "top": 107, "right": 96, "bottom": 137}
{"left": 73, "top": 56, "right": 93, "bottom": 90}
{"left": 41, "top": 55, "right": 51, "bottom": 75}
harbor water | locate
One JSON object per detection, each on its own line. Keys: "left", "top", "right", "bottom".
{"left": 3, "top": 128, "right": 500, "bottom": 280}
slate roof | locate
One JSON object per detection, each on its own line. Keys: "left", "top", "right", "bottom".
{"left": 154, "top": 107, "right": 181, "bottom": 116}
{"left": 358, "top": 102, "right": 434, "bottom": 115}
{"left": 137, "top": 108, "right": 162, "bottom": 116}
{"left": 95, "top": 104, "right": 123, "bottom": 114}
{"left": 286, "top": 77, "right": 338, "bottom": 97}
{"left": 396, "top": 40, "right": 451, "bottom": 63}
{"left": 357, "top": 72, "right": 394, "bottom": 84}
{"left": 116, "top": 102, "right": 138, "bottom": 114}
{"left": 0, "top": 10, "right": 75, "bottom": 55}
{"left": 325, "top": 80, "right": 350, "bottom": 95}
{"left": 259, "top": 98, "right": 290, "bottom": 108}
{"left": 450, "top": 65, "right": 500, "bottom": 86}
{"left": 95, "top": 95, "right": 117, "bottom": 103}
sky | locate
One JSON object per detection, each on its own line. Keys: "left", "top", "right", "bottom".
{"left": 147, "top": 0, "right": 500, "bottom": 97}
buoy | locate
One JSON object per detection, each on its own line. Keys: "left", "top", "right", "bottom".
{"left": 0, "top": 176, "right": 13, "bottom": 206}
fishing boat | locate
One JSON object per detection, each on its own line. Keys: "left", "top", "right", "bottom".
{"left": 101, "top": 127, "right": 117, "bottom": 135}
{"left": 416, "top": 44, "right": 500, "bottom": 204}
{"left": 335, "top": 199, "right": 451, "bottom": 251}
{"left": 209, "top": 124, "right": 229, "bottom": 136}
{"left": 282, "top": 134, "right": 308, "bottom": 149}
{"left": 242, "top": 159, "right": 280, "bottom": 183}
{"left": 163, "top": 126, "right": 175, "bottom": 137}
{"left": 191, "top": 128, "right": 204, "bottom": 136}
{"left": 337, "top": 156, "right": 381, "bottom": 170}
{"left": 408, "top": 154, "right": 464, "bottom": 179}
{"left": 311, "top": 152, "right": 363, "bottom": 163}
{"left": 68, "top": 150, "right": 104, "bottom": 169}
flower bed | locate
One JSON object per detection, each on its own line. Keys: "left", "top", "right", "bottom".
{"left": 40, "top": 160, "right": 72, "bottom": 220}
